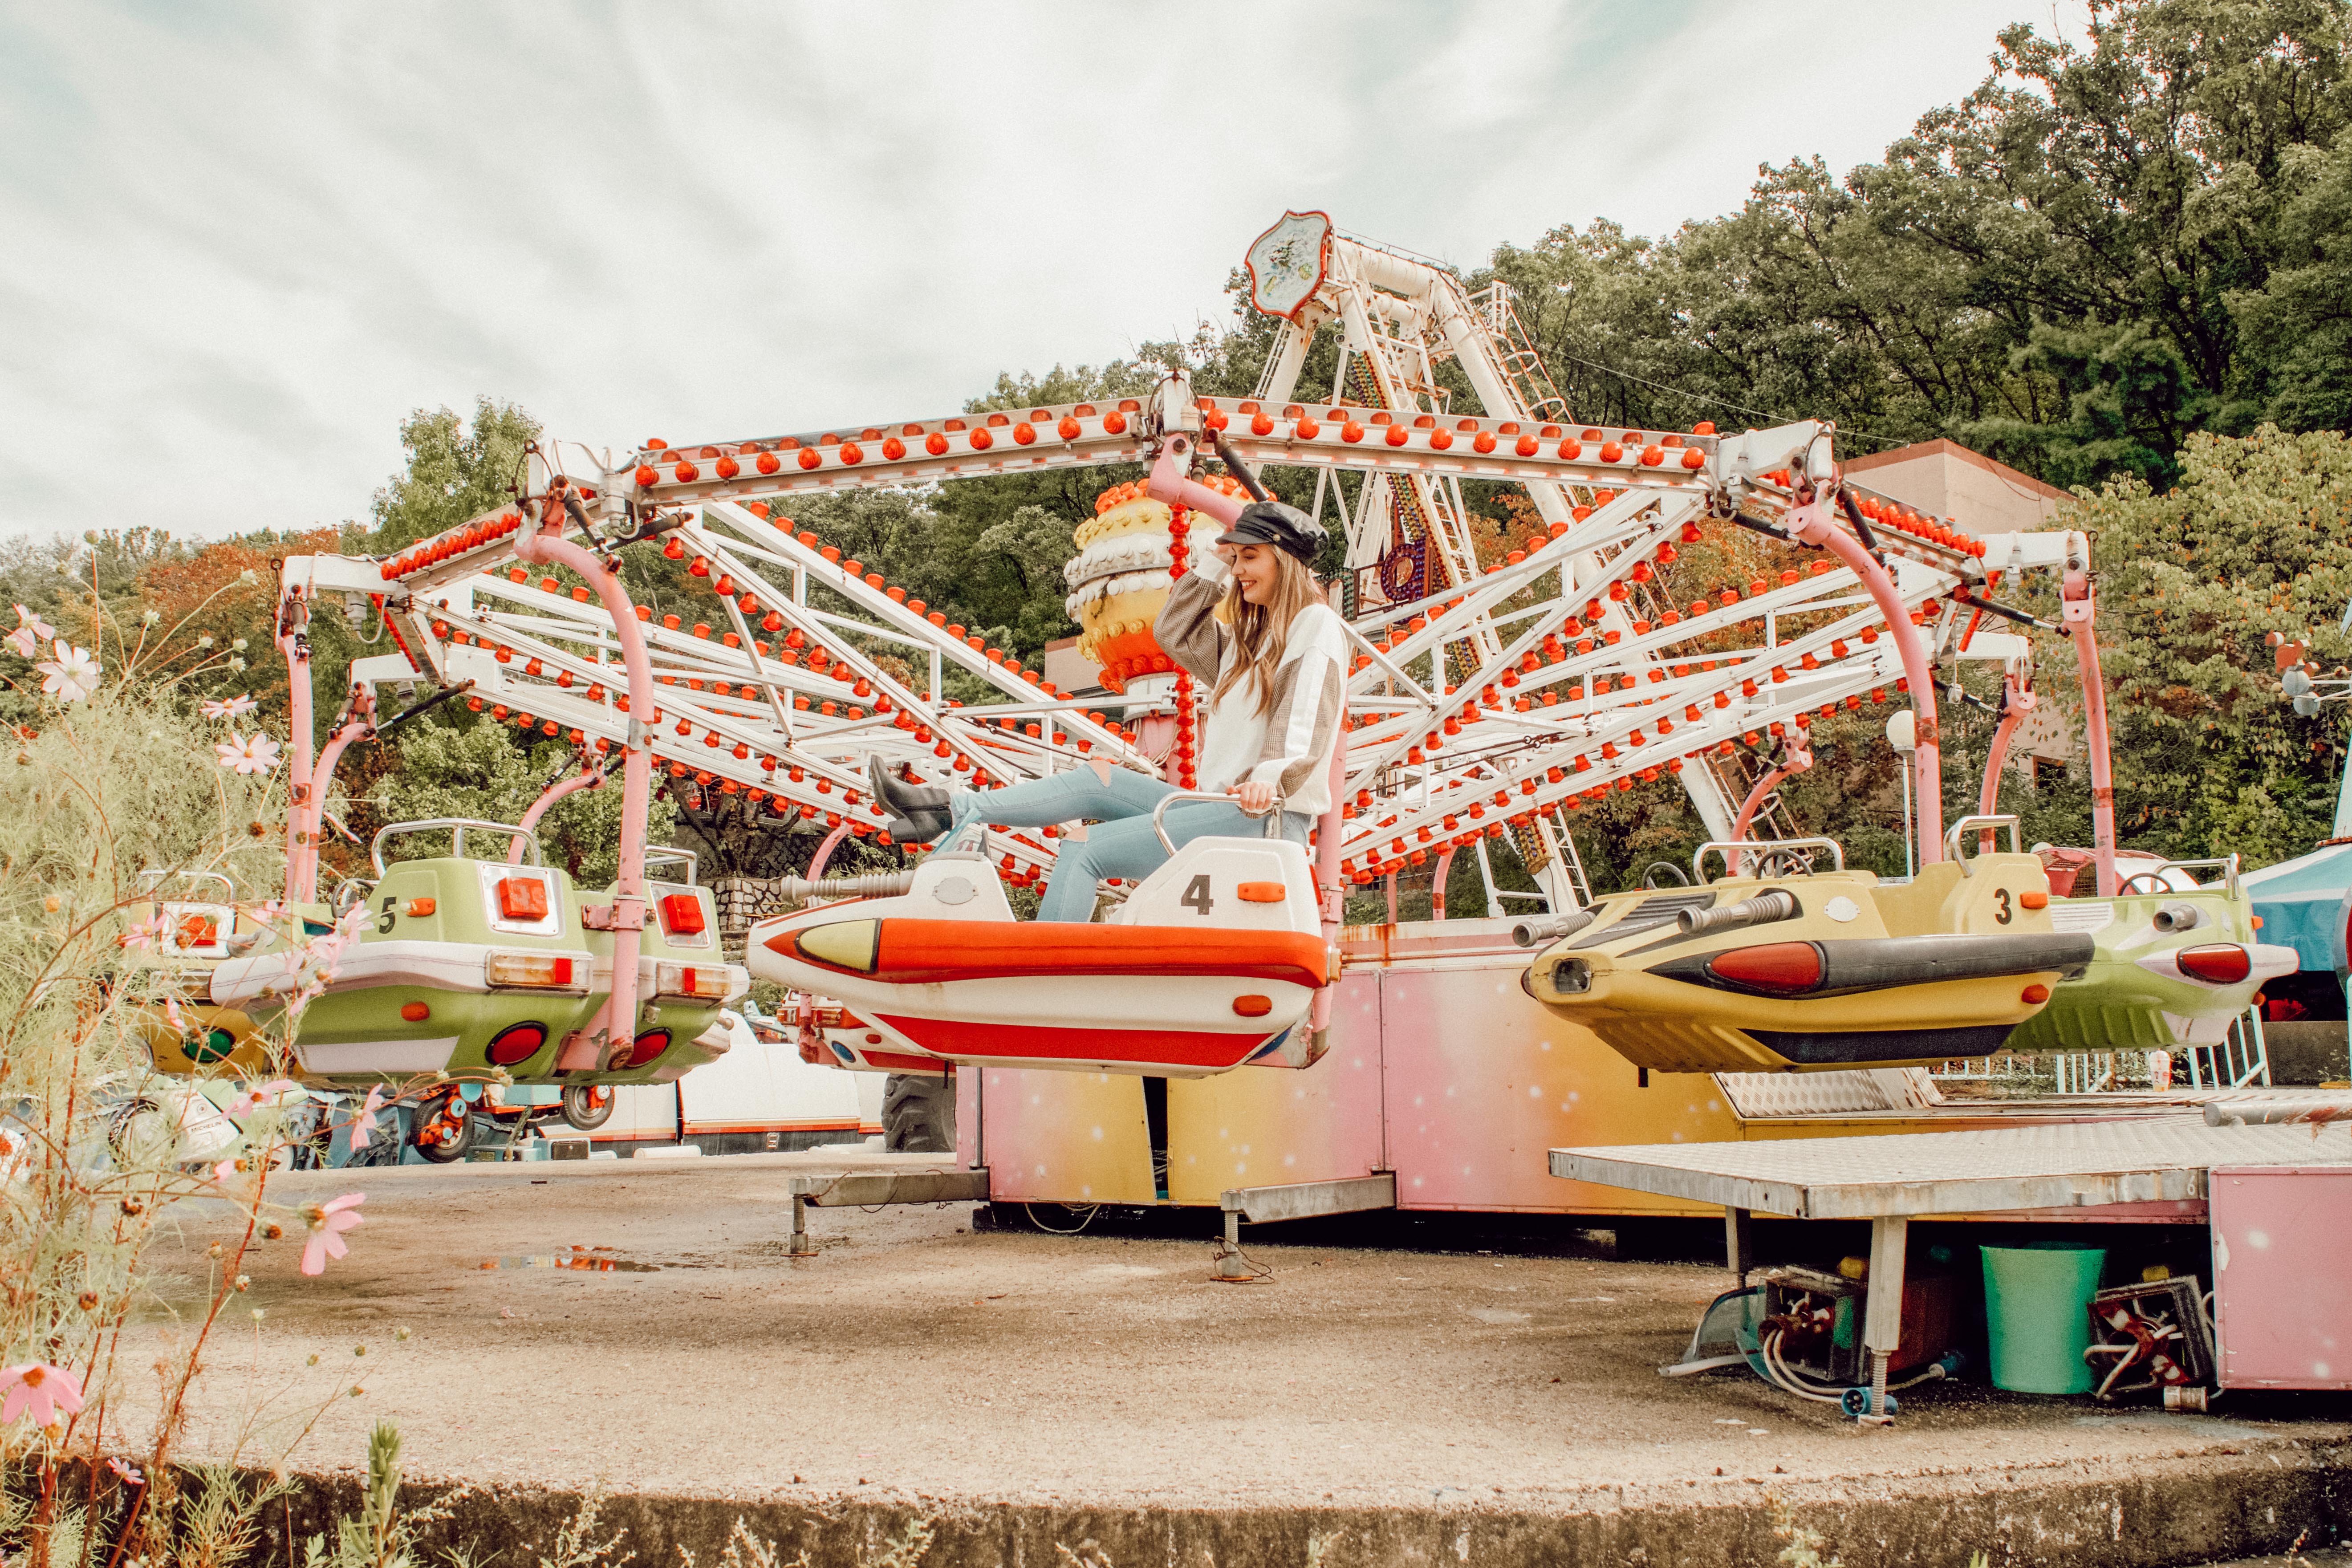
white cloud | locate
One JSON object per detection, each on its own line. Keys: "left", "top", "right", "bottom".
{"left": 0, "top": 0, "right": 2084, "bottom": 541}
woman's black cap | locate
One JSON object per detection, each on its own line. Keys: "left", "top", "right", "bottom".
{"left": 1215, "top": 500, "right": 1324, "bottom": 564}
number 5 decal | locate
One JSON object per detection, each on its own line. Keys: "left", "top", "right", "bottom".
{"left": 1181, "top": 874, "right": 1214, "bottom": 916}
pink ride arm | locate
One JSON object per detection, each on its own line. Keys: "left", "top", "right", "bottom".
{"left": 277, "top": 594, "right": 315, "bottom": 906}
{"left": 286, "top": 713, "right": 370, "bottom": 903}
{"left": 515, "top": 511, "right": 655, "bottom": 1068}
{"left": 1978, "top": 674, "right": 2030, "bottom": 854}
{"left": 1795, "top": 499, "right": 1943, "bottom": 862}
{"left": 2063, "top": 572, "right": 2119, "bottom": 897}
{"left": 1144, "top": 435, "right": 1249, "bottom": 527}
{"left": 806, "top": 821, "right": 854, "bottom": 881}
{"left": 510, "top": 764, "right": 605, "bottom": 864}
{"left": 1308, "top": 735, "right": 1347, "bottom": 1036}
{"left": 1729, "top": 747, "right": 1812, "bottom": 870}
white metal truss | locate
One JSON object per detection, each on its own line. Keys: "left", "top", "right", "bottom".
{"left": 314, "top": 364, "right": 2088, "bottom": 906}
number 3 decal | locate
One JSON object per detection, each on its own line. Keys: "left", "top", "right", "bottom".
{"left": 1992, "top": 887, "right": 2012, "bottom": 925}
{"left": 1181, "top": 874, "right": 1214, "bottom": 916}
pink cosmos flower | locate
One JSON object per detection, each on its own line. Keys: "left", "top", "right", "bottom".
{"left": 6, "top": 605, "right": 55, "bottom": 658}
{"left": 300, "top": 1193, "right": 365, "bottom": 1276}
{"left": 162, "top": 994, "right": 186, "bottom": 1033}
{"left": 225, "top": 1079, "right": 301, "bottom": 1119}
{"left": 35, "top": 642, "right": 100, "bottom": 703}
{"left": 120, "top": 912, "right": 168, "bottom": 951}
{"left": 348, "top": 1086, "right": 386, "bottom": 1151}
{"left": 200, "top": 695, "right": 258, "bottom": 720}
{"left": 0, "top": 1363, "right": 85, "bottom": 1426}
{"left": 214, "top": 732, "right": 282, "bottom": 776}
{"left": 106, "top": 1457, "right": 144, "bottom": 1485}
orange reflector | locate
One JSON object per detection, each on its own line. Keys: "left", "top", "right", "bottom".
{"left": 1232, "top": 995, "right": 1274, "bottom": 1017}
{"left": 1236, "top": 881, "right": 1287, "bottom": 903}
{"left": 496, "top": 877, "right": 550, "bottom": 921}
{"left": 399, "top": 1001, "right": 431, "bottom": 1022}
{"left": 485, "top": 952, "right": 578, "bottom": 988}
{"left": 1708, "top": 942, "right": 1824, "bottom": 994}
{"left": 2019, "top": 890, "right": 2047, "bottom": 910}
{"left": 2177, "top": 944, "right": 2252, "bottom": 984}
{"left": 405, "top": 897, "right": 437, "bottom": 917}
{"left": 659, "top": 892, "right": 707, "bottom": 935}
{"left": 2020, "top": 983, "right": 2050, "bottom": 1004}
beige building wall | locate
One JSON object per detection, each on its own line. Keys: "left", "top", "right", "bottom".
{"left": 1843, "top": 438, "right": 2069, "bottom": 536}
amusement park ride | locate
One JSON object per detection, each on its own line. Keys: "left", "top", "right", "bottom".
{"left": 130, "top": 212, "right": 2298, "bottom": 1190}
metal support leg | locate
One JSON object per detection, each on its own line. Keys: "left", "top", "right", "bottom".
{"left": 789, "top": 1193, "right": 816, "bottom": 1258}
{"left": 1724, "top": 1206, "right": 1752, "bottom": 1287}
{"left": 1209, "top": 1208, "right": 1252, "bottom": 1282}
{"left": 1861, "top": 1215, "right": 1909, "bottom": 1422}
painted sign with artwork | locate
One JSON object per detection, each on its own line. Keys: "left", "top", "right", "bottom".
{"left": 1245, "top": 211, "right": 1332, "bottom": 321}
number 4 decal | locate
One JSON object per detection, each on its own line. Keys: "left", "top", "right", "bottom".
{"left": 1181, "top": 874, "right": 1214, "bottom": 916}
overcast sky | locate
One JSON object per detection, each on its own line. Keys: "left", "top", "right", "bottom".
{"left": 0, "top": 2, "right": 2087, "bottom": 543}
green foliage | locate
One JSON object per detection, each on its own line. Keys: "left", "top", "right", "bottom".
{"left": 2064, "top": 424, "right": 2352, "bottom": 865}
{"left": 368, "top": 716, "right": 677, "bottom": 886}
{"left": 370, "top": 399, "right": 541, "bottom": 552}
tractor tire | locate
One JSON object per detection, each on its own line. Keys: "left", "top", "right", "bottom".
{"left": 882, "top": 1073, "right": 954, "bottom": 1153}
{"left": 410, "top": 1091, "right": 475, "bottom": 1163}
{"left": 562, "top": 1083, "right": 615, "bottom": 1131}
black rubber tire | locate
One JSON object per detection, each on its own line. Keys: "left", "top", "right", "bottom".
{"left": 882, "top": 1072, "right": 954, "bottom": 1153}
{"left": 410, "top": 1091, "right": 475, "bottom": 1163}
{"left": 561, "top": 1083, "right": 615, "bottom": 1132}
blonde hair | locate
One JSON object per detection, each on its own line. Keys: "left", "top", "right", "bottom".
{"left": 1212, "top": 548, "right": 1324, "bottom": 717}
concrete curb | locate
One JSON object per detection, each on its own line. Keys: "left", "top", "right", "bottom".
{"left": 267, "top": 1444, "right": 2352, "bottom": 1568}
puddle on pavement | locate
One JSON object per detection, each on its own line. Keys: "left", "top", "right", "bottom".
{"left": 480, "top": 1246, "right": 661, "bottom": 1274}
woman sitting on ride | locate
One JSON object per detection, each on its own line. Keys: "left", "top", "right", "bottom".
{"left": 869, "top": 499, "right": 1347, "bottom": 922}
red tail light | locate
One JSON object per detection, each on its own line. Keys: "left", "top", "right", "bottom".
{"left": 2177, "top": 944, "right": 2252, "bottom": 984}
{"left": 658, "top": 892, "right": 707, "bottom": 935}
{"left": 614, "top": 1028, "right": 670, "bottom": 1068}
{"left": 487, "top": 1022, "right": 547, "bottom": 1067}
{"left": 1708, "top": 942, "right": 1824, "bottom": 994}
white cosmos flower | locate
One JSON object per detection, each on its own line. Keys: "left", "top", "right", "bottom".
{"left": 200, "top": 694, "right": 258, "bottom": 720}
{"left": 34, "top": 642, "right": 100, "bottom": 703}
{"left": 215, "top": 732, "right": 282, "bottom": 776}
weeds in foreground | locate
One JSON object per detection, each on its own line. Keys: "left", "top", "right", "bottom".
{"left": 677, "top": 1519, "right": 808, "bottom": 1568}
{"left": 1767, "top": 1495, "right": 1840, "bottom": 1568}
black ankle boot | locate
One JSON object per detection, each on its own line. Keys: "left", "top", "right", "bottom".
{"left": 869, "top": 757, "right": 952, "bottom": 844}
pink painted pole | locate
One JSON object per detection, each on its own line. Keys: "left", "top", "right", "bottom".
{"left": 287, "top": 716, "right": 369, "bottom": 903}
{"left": 1729, "top": 747, "right": 1812, "bottom": 872}
{"left": 2063, "top": 573, "right": 2119, "bottom": 897}
{"left": 276, "top": 589, "right": 316, "bottom": 906}
{"left": 514, "top": 505, "right": 655, "bottom": 1069}
{"left": 1796, "top": 504, "right": 1943, "bottom": 862}
{"left": 1143, "top": 435, "right": 1249, "bottom": 526}
{"left": 1308, "top": 735, "right": 1348, "bottom": 1034}
{"left": 1430, "top": 850, "right": 1454, "bottom": 920}
{"left": 510, "top": 763, "right": 605, "bottom": 865}
{"left": 1978, "top": 674, "right": 2028, "bottom": 855}
{"left": 806, "top": 821, "right": 854, "bottom": 881}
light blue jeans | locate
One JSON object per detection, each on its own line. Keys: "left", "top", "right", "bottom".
{"left": 946, "top": 767, "right": 1309, "bottom": 922}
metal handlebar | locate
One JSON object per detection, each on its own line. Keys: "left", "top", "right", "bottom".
{"left": 1942, "top": 814, "right": 2021, "bottom": 875}
{"left": 2156, "top": 854, "right": 2242, "bottom": 899}
{"left": 1150, "top": 789, "right": 1284, "bottom": 855}
{"left": 371, "top": 818, "right": 544, "bottom": 875}
{"left": 138, "top": 868, "right": 237, "bottom": 901}
{"left": 646, "top": 847, "right": 700, "bottom": 886}
{"left": 1692, "top": 838, "right": 1844, "bottom": 882}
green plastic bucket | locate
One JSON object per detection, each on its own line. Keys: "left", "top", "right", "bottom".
{"left": 1981, "top": 1243, "right": 2106, "bottom": 1394}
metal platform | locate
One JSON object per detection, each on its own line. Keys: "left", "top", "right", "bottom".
{"left": 1550, "top": 1115, "right": 2348, "bottom": 1220}
{"left": 1548, "top": 1115, "right": 2352, "bottom": 1421}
